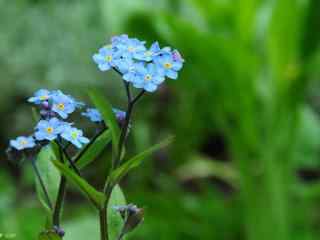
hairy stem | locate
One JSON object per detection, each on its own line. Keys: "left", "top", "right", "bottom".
{"left": 99, "top": 207, "right": 108, "bottom": 240}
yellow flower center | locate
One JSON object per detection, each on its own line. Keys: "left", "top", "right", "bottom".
{"left": 128, "top": 46, "right": 135, "bottom": 52}
{"left": 145, "top": 74, "right": 152, "bottom": 81}
{"left": 105, "top": 55, "right": 112, "bottom": 62}
{"left": 71, "top": 131, "right": 78, "bottom": 139}
{"left": 46, "top": 127, "right": 54, "bottom": 134}
{"left": 20, "top": 140, "right": 28, "bottom": 146}
{"left": 164, "top": 62, "right": 172, "bottom": 69}
{"left": 39, "top": 95, "right": 48, "bottom": 100}
{"left": 57, "top": 103, "right": 65, "bottom": 110}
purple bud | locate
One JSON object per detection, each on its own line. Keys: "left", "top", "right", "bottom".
{"left": 42, "top": 101, "right": 50, "bottom": 109}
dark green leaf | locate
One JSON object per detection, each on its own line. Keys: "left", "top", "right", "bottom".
{"left": 35, "top": 144, "right": 60, "bottom": 213}
{"left": 107, "top": 185, "right": 126, "bottom": 240}
{"left": 52, "top": 160, "right": 105, "bottom": 209}
{"left": 75, "top": 129, "right": 112, "bottom": 169}
{"left": 110, "top": 136, "right": 174, "bottom": 184}
{"left": 89, "top": 89, "right": 120, "bottom": 155}
{"left": 38, "top": 231, "right": 62, "bottom": 240}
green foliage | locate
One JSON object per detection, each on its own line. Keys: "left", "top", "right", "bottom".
{"left": 89, "top": 90, "right": 121, "bottom": 156}
{"left": 75, "top": 129, "right": 112, "bottom": 169}
{"left": 38, "top": 231, "right": 62, "bottom": 240}
{"left": 34, "top": 144, "right": 60, "bottom": 213}
{"left": 110, "top": 136, "right": 174, "bottom": 184}
{"left": 107, "top": 185, "right": 126, "bottom": 240}
{"left": 52, "top": 160, "right": 105, "bottom": 209}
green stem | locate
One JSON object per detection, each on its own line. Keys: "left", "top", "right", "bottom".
{"left": 53, "top": 176, "right": 67, "bottom": 227}
{"left": 99, "top": 207, "right": 108, "bottom": 240}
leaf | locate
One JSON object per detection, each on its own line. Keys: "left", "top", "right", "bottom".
{"left": 176, "top": 154, "right": 239, "bottom": 188}
{"left": 110, "top": 136, "right": 174, "bottom": 184}
{"left": 75, "top": 129, "right": 112, "bottom": 169}
{"left": 38, "top": 231, "right": 62, "bottom": 240}
{"left": 52, "top": 160, "right": 105, "bottom": 209}
{"left": 35, "top": 144, "right": 60, "bottom": 213}
{"left": 107, "top": 185, "right": 126, "bottom": 240}
{"left": 89, "top": 89, "right": 120, "bottom": 155}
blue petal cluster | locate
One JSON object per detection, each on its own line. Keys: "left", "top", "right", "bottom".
{"left": 60, "top": 126, "right": 90, "bottom": 148}
{"left": 93, "top": 34, "right": 184, "bottom": 92}
{"left": 9, "top": 89, "right": 90, "bottom": 151}
{"left": 10, "top": 136, "right": 35, "bottom": 150}
{"left": 82, "top": 107, "right": 126, "bottom": 123}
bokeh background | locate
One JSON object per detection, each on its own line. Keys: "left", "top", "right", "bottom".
{"left": 1, "top": 0, "right": 320, "bottom": 239}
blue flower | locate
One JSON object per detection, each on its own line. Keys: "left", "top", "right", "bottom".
{"left": 51, "top": 91, "right": 77, "bottom": 119}
{"left": 34, "top": 118, "right": 65, "bottom": 141}
{"left": 112, "top": 108, "right": 126, "bottom": 122}
{"left": 93, "top": 47, "right": 119, "bottom": 71}
{"left": 135, "top": 42, "right": 161, "bottom": 62}
{"left": 115, "top": 58, "right": 144, "bottom": 83}
{"left": 154, "top": 53, "right": 183, "bottom": 80}
{"left": 28, "top": 89, "right": 51, "bottom": 104}
{"left": 10, "top": 136, "right": 35, "bottom": 150}
{"left": 82, "top": 108, "right": 103, "bottom": 123}
{"left": 60, "top": 126, "right": 89, "bottom": 148}
{"left": 116, "top": 37, "right": 146, "bottom": 60}
{"left": 133, "top": 63, "right": 165, "bottom": 92}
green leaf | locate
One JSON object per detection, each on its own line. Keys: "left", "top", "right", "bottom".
{"left": 107, "top": 185, "right": 126, "bottom": 240}
{"left": 176, "top": 154, "right": 239, "bottom": 188}
{"left": 110, "top": 136, "right": 174, "bottom": 184}
{"left": 38, "top": 231, "right": 62, "bottom": 240}
{"left": 52, "top": 160, "right": 105, "bottom": 209}
{"left": 89, "top": 89, "right": 120, "bottom": 155}
{"left": 35, "top": 144, "right": 60, "bottom": 213}
{"left": 75, "top": 129, "right": 112, "bottom": 169}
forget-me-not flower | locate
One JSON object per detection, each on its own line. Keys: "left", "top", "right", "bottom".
{"left": 134, "top": 63, "right": 165, "bottom": 92}
{"left": 51, "top": 91, "right": 77, "bottom": 119}
{"left": 60, "top": 126, "right": 89, "bottom": 148}
{"left": 154, "top": 53, "right": 183, "bottom": 80}
{"left": 116, "top": 37, "right": 146, "bottom": 60}
{"left": 135, "top": 42, "right": 161, "bottom": 62}
{"left": 93, "top": 46, "right": 121, "bottom": 71}
{"left": 116, "top": 58, "right": 144, "bottom": 83}
{"left": 34, "top": 118, "right": 65, "bottom": 141}
{"left": 10, "top": 136, "right": 36, "bottom": 150}
{"left": 28, "top": 89, "right": 51, "bottom": 104}
{"left": 82, "top": 108, "right": 103, "bottom": 123}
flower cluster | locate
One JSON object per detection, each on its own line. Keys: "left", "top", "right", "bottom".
{"left": 9, "top": 90, "right": 90, "bottom": 152}
{"left": 93, "top": 34, "right": 184, "bottom": 92}
{"left": 82, "top": 107, "right": 126, "bottom": 124}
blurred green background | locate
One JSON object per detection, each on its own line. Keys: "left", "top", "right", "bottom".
{"left": 1, "top": 0, "right": 320, "bottom": 239}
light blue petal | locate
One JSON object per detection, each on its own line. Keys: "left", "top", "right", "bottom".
{"left": 166, "top": 70, "right": 178, "bottom": 79}
{"left": 144, "top": 83, "right": 157, "bottom": 92}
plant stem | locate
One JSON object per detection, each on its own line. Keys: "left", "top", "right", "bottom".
{"left": 55, "top": 140, "right": 82, "bottom": 176}
{"left": 31, "top": 160, "right": 53, "bottom": 210}
{"left": 74, "top": 127, "right": 106, "bottom": 164}
{"left": 53, "top": 176, "right": 67, "bottom": 227}
{"left": 99, "top": 207, "right": 108, "bottom": 240}
{"left": 115, "top": 89, "right": 145, "bottom": 168}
